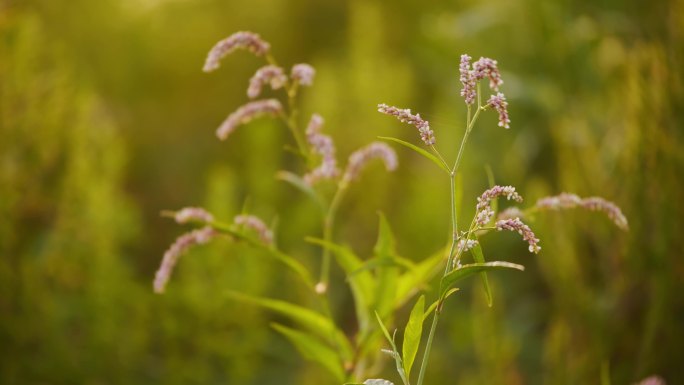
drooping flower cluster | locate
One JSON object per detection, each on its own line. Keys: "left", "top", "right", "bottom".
{"left": 247, "top": 65, "right": 287, "bottom": 99}
{"left": 536, "top": 193, "right": 628, "bottom": 230}
{"left": 234, "top": 214, "right": 274, "bottom": 245}
{"left": 487, "top": 93, "right": 510, "bottom": 129}
{"left": 472, "top": 57, "right": 503, "bottom": 91}
{"left": 291, "top": 63, "right": 315, "bottom": 86}
{"left": 459, "top": 54, "right": 476, "bottom": 105}
{"left": 216, "top": 99, "right": 283, "bottom": 140}
{"left": 377, "top": 103, "right": 435, "bottom": 146}
{"left": 203, "top": 31, "right": 271, "bottom": 72}
{"left": 154, "top": 226, "right": 218, "bottom": 293}
{"left": 342, "top": 142, "right": 398, "bottom": 184}
{"left": 475, "top": 185, "right": 523, "bottom": 226}
{"left": 495, "top": 218, "right": 541, "bottom": 253}
{"left": 174, "top": 207, "right": 214, "bottom": 224}
{"left": 303, "top": 114, "right": 339, "bottom": 185}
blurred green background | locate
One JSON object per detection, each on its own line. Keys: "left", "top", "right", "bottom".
{"left": 2, "top": 0, "right": 683, "bottom": 384}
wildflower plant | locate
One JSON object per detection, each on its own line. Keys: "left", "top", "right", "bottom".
{"left": 153, "top": 31, "right": 628, "bottom": 385}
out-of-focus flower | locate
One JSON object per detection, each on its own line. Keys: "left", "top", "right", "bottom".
{"left": 291, "top": 64, "right": 315, "bottom": 86}
{"left": 216, "top": 99, "right": 283, "bottom": 140}
{"left": 377, "top": 103, "right": 435, "bottom": 146}
{"left": 247, "top": 65, "right": 287, "bottom": 99}
{"left": 303, "top": 114, "right": 339, "bottom": 185}
{"left": 536, "top": 193, "right": 628, "bottom": 230}
{"left": 203, "top": 31, "right": 271, "bottom": 72}
{"left": 154, "top": 227, "right": 218, "bottom": 293}
{"left": 174, "top": 207, "right": 214, "bottom": 224}
{"left": 342, "top": 142, "right": 398, "bottom": 184}
{"left": 234, "top": 214, "right": 274, "bottom": 244}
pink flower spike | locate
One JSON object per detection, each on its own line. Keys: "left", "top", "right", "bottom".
{"left": 234, "top": 214, "right": 274, "bottom": 245}
{"left": 154, "top": 227, "right": 218, "bottom": 293}
{"left": 475, "top": 185, "right": 523, "bottom": 227}
{"left": 203, "top": 31, "right": 271, "bottom": 72}
{"left": 291, "top": 63, "right": 316, "bottom": 86}
{"left": 174, "top": 207, "right": 214, "bottom": 224}
{"left": 535, "top": 193, "right": 628, "bottom": 231}
{"left": 473, "top": 57, "right": 503, "bottom": 91}
{"left": 487, "top": 93, "right": 510, "bottom": 129}
{"left": 377, "top": 103, "right": 435, "bottom": 146}
{"left": 216, "top": 99, "right": 283, "bottom": 140}
{"left": 303, "top": 114, "right": 339, "bottom": 185}
{"left": 459, "top": 54, "right": 476, "bottom": 105}
{"left": 495, "top": 218, "right": 541, "bottom": 254}
{"left": 342, "top": 142, "right": 398, "bottom": 184}
{"left": 247, "top": 65, "right": 287, "bottom": 99}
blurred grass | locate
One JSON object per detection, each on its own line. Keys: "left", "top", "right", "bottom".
{"left": 1, "top": 0, "right": 683, "bottom": 384}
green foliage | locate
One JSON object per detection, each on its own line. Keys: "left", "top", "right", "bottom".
{"left": 402, "top": 295, "right": 425, "bottom": 379}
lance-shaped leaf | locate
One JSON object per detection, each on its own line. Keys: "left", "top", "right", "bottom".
{"left": 423, "top": 288, "right": 459, "bottom": 321}
{"left": 307, "top": 238, "right": 375, "bottom": 330}
{"left": 226, "top": 291, "right": 353, "bottom": 361}
{"left": 402, "top": 295, "right": 425, "bottom": 378}
{"left": 271, "top": 323, "right": 345, "bottom": 382}
{"left": 379, "top": 136, "right": 450, "bottom": 174}
{"left": 440, "top": 262, "right": 524, "bottom": 299}
{"left": 470, "top": 240, "right": 493, "bottom": 307}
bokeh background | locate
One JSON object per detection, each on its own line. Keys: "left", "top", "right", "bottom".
{"left": 2, "top": 0, "right": 683, "bottom": 384}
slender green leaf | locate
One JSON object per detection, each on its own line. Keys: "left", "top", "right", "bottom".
{"left": 271, "top": 323, "right": 345, "bottom": 382}
{"left": 379, "top": 136, "right": 450, "bottom": 174}
{"left": 306, "top": 238, "right": 375, "bottom": 331}
{"left": 470, "top": 240, "right": 493, "bottom": 307}
{"left": 276, "top": 171, "right": 325, "bottom": 211}
{"left": 226, "top": 291, "right": 353, "bottom": 360}
{"left": 402, "top": 295, "right": 425, "bottom": 378}
{"left": 440, "top": 262, "right": 524, "bottom": 299}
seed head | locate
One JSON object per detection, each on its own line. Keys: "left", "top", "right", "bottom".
{"left": 247, "top": 65, "right": 287, "bottom": 99}
{"left": 203, "top": 31, "right": 271, "bottom": 73}
{"left": 377, "top": 103, "right": 435, "bottom": 146}
{"left": 173, "top": 207, "right": 214, "bottom": 224}
{"left": 216, "top": 99, "right": 283, "bottom": 140}
{"left": 342, "top": 142, "right": 398, "bottom": 184}
{"left": 495, "top": 218, "right": 541, "bottom": 254}
{"left": 487, "top": 92, "right": 510, "bottom": 129}
{"left": 154, "top": 226, "right": 218, "bottom": 293}
{"left": 291, "top": 63, "right": 316, "bottom": 86}
{"left": 234, "top": 214, "right": 274, "bottom": 244}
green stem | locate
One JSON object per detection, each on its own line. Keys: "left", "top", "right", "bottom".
{"left": 318, "top": 185, "right": 347, "bottom": 291}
